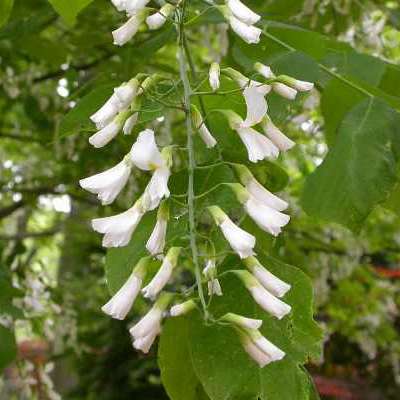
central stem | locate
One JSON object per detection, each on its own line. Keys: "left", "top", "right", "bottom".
{"left": 177, "top": 7, "right": 208, "bottom": 316}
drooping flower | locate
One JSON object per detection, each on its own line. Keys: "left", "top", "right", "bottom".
{"left": 79, "top": 155, "right": 131, "bottom": 205}
{"left": 191, "top": 105, "right": 217, "bottom": 148}
{"left": 142, "top": 247, "right": 181, "bottom": 300}
{"left": 254, "top": 62, "right": 274, "bottom": 80}
{"left": 272, "top": 82, "right": 298, "bottom": 100}
{"left": 203, "top": 259, "right": 223, "bottom": 296}
{"left": 123, "top": 112, "right": 138, "bottom": 135}
{"left": 112, "top": 10, "right": 148, "bottom": 46}
{"left": 111, "top": 0, "right": 127, "bottom": 12}
{"left": 209, "top": 62, "right": 221, "bottom": 91}
{"left": 146, "top": 201, "right": 169, "bottom": 257}
{"left": 142, "top": 146, "right": 172, "bottom": 210}
{"left": 92, "top": 196, "right": 147, "bottom": 247}
{"left": 130, "top": 292, "right": 173, "bottom": 353}
{"left": 124, "top": 0, "right": 151, "bottom": 16}
{"left": 146, "top": 4, "right": 175, "bottom": 30}
{"left": 234, "top": 270, "right": 291, "bottom": 319}
{"left": 101, "top": 256, "right": 149, "bottom": 320}
{"left": 170, "top": 299, "right": 196, "bottom": 317}
{"left": 226, "top": 0, "right": 261, "bottom": 25}
{"left": 243, "top": 256, "right": 291, "bottom": 298}
{"left": 220, "top": 312, "right": 262, "bottom": 330}
{"left": 130, "top": 129, "right": 164, "bottom": 171}
{"left": 232, "top": 163, "right": 288, "bottom": 211}
{"left": 261, "top": 116, "right": 295, "bottom": 152}
{"left": 276, "top": 74, "right": 314, "bottom": 92}
{"left": 208, "top": 206, "right": 255, "bottom": 259}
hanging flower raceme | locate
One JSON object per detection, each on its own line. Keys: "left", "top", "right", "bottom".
{"left": 209, "top": 62, "right": 221, "bottom": 92}
{"left": 219, "top": 1, "right": 261, "bottom": 44}
{"left": 130, "top": 292, "right": 173, "bottom": 353}
{"left": 191, "top": 105, "right": 217, "bottom": 148}
{"left": 232, "top": 163, "right": 288, "bottom": 211}
{"left": 234, "top": 270, "right": 291, "bottom": 319}
{"left": 227, "top": 183, "right": 290, "bottom": 237}
{"left": 146, "top": 4, "right": 175, "bottom": 30}
{"left": 243, "top": 256, "right": 291, "bottom": 298}
{"left": 208, "top": 206, "right": 255, "bottom": 259}
{"left": 142, "top": 247, "right": 181, "bottom": 300}
{"left": 101, "top": 256, "right": 150, "bottom": 320}
{"left": 170, "top": 299, "right": 196, "bottom": 317}
{"left": 203, "top": 259, "right": 223, "bottom": 297}
{"left": 146, "top": 201, "right": 169, "bottom": 257}
{"left": 220, "top": 110, "right": 279, "bottom": 163}
{"left": 221, "top": 313, "right": 285, "bottom": 367}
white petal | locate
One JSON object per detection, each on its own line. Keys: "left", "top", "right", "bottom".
{"left": 255, "top": 63, "right": 274, "bottom": 79}
{"left": 254, "top": 336, "right": 285, "bottom": 361}
{"left": 252, "top": 265, "right": 291, "bottom": 298}
{"left": 112, "top": 14, "right": 143, "bottom": 46}
{"left": 90, "top": 94, "right": 120, "bottom": 128}
{"left": 242, "top": 337, "right": 272, "bottom": 367}
{"left": 245, "top": 197, "right": 290, "bottom": 236}
{"left": 262, "top": 119, "right": 295, "bottom": 152}
{"left": 79, "top": 159, "right": 131, "bottom": 205}
{"left": 246, "top": 178, "right": 288, "bottom": 211}
{"left": 125, "top": 0, "right": 150, "bottom": 15}
{"left": 114, "top": 83, "right": 137, "bottom": 108}
{"left": 250, "top": 285, "right": 291, "bottom": 319}
{"left": 220, "top": 218, "right": 255, "bottom": 258}
{"left": 132, "top": 325, "right": 160, "bottom": 353}
{"left": 241, "top": 84, "right": 269, "bottom": 128}
{"left": 123, "top": 113, "right": 138, "bottom": 135}
{"left": 111, "top": 0, "right": 127, "bottom": 12}
{"left": 89, "top": 120, "right": 121, "bottom": 148}
{"left": 227, "top": 0, "right": 261, "bottom": 25}
{"left": 199, "top": 124, "right": 217, "bottom": 148}
{"left": 272, "top": 83, "right": 297, "bottom": 100}
{"left": 229, "top": 15, "right": 261, "bottom": 44}
{"left": 92, "top": 204, "right": 143, "bottom": 247}
{"left": 129, "top": 307, "right": 162, "bottom": 339}
{"left": 209, "top": 63, "right": 220, "bottom": 91}
{"left": 101, "top": 274, "right": 142, "bottom": 320}
{"left": 230, "top": 314, "right": 262, "bottom": 330}
{"left": 130, "top": 129, "right": 163, "bottom": 170}
{"left": 146, "top": 11, "right": 167, "bottom": 30}
{"left": 143, "top": 167, "right": 170, "bottom": 210}
{"left": 292, "top": 80, "right": 314, "bottom": 92}
{"left": 146, "top": 218, "right": 167, "bottom": 256}
{"left": 142, "top": 259, "right": 173, "bottom": 300}
{"left": 208, "top": 279, "right": 223, "bottom": 296}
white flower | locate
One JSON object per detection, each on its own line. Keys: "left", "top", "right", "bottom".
{"left": 132, "top": 326, "right": 160, "bottom": 353}
{"left": 272, "top": 82, "right": 297, "bottom": 100}
{"left": 123, "top": 113, "right": 138, "bottom": 135}
{"left": 241, "top": 335, "right": 272, "bottom": 367}
{"left": 226, "top": 0, "right": 260, "bottom": 25}
{"left": 111, "top": 0, "right": 127, "bottom": 12}
{"left": 90, "top": 93, "right": 120, "bottom": 129}
{"left": 208, "top": 206, "right": 255, "bottom": 259}
{"left": 125, "top": 0, "right": 150, "bottom": 15}
{"left": 237, "top": 126, "right": 279, "bottom": 162}
{"left": 142, "top": 247, "right": 181, "bottom": 299}
{"left": 221, "top": 312, "right": 262, "bottom": 330}
{"left": 143, "top": 166, "right": 171, "bottom": 210}
{"left": 79, "top": 156, "right": 131, "bottom": 205}
{"left": 146, "top": 4, "right": 175, "bottom": 30}
{"left": 89, "top": 117, "right": 124, "bottom": 148}
{"left": 114, "top": 79, "right": 139, "bottom": 107}
{"left": 244, "top": 257, "right": 291, "bottom": 298}
{"left": 101, "top": 257, "right": 149, "bottom": 320}
{"left": 192, "top": 105, "right": 217, "bottom": 148}
{"left": 292, "top": 79, "right": 314, "bottom": 91}
{"left": 91, "top": 198, "right": 146, "bottom": 247}
{"left": 261, "top": 116, "right": 295, "bottom": 151}
{"left": 170, "top": 300, "right": 196, "bottom": 317}
{"left": 203, "top": 259, "right": 223, "bottom": 296}
{"left": 254, "top": 62, "right": 274, "bottom": 79}
{"left": 235, "top": 270, "right": 291, "bottom": 319}
{"left": 209, "top": 62, "right": 220, "bottom": 91}
{"left": 130, "top": 129, "right": 163, "bottom": 170}
{"left": 241, "top": 82, "right": 270, "bottom": 128}
{"left": 228, "top": 14, "right": 261, "bottom": 44}
{"left": 244, "top": 195, "right": 290, "bottom": 236}
{"left": 233, "top": 164, "right": 288, "bottom": 211}
{"left": 146, "top": 202, "right": 169, "bottom": 256}
{"left": 112, "top": 11, "right": 147, "bottom": 46}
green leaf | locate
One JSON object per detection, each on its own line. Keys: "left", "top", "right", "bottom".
{"left": 302, "top": 98, "right": 400, "bottom": 231}
{"left": 0, "top": 325, "right": 17, "bottom": 372}
{"left": 47, "top": 0, "right": 94, "bottom": 25}
{"left": 0, "top": 0, "right": 14, "bottom": 28}
{"left": 159, "top": 255, "right": 322, "bottom": 400}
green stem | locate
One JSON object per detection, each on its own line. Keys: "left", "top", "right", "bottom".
{"left": 177, "top": 6, "right": 208, "bottom": 317}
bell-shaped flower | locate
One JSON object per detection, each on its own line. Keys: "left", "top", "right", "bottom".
{"left": 191, "top": 105, "right": 217, "bottom": 148}
{"left": 146, "top": 4, "right": 175, "bottom": 30}
{"left": 221, "top": 312, "right": 262, "bottom": 330}
{"left": 261, "top": 116, "right": 295, "bottom": 152}
{"left": 92, "top": 196, "right": 147, "bottom": 247}
{"left": 112, "top": 10, "right": 148, "bottom": 46}
{"left": 79, "top": 155, "right": 132, "bottom": 205}
{"left": 146, "top": 201, "right": 169, "bottom": 257}
{"left": 130, "top": 129, "right": 164, "bottom": 171}
{"left": 89, "top": 110, "right": 129, "bottom": 148}
{"left": 130, "top": 292, "right": 173, "bottom": 353}
{"left": 226, "top": 0, "right": 260, "bottom": 25}
{"left": 125, "top": 0, "right": 151, "bottom": 15}
{"left": 243, "top": 256, "right": 291, "bottom": 298}
{"left": 208, "top": 205, "right": 255, "bottom": 259}
{"left": 123, "top": 112, "right": 138, "bottom": 135}
{"left": 234, "top": 270, "right": 291, "bottom": 319}
{"left": 203, "top": 259, "right": 223, "bottom": 296}
{"left": 101, "top": 256, "right": 149, "bottom": 320}
{"left": 142, "top": 247, "right": 181, "bottom": 300}
{"left": 209, "top": 62, "right": 220, "bottom": 91}
{"left": 170, "top": 299, "right": 196, "bottom": 317}
{"left": 232, "top": 163, "right": 288, "bottom": 211}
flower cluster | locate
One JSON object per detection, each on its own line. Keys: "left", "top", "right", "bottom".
{"left": 78, "top": 0, "right": 314, "bottom": 366}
